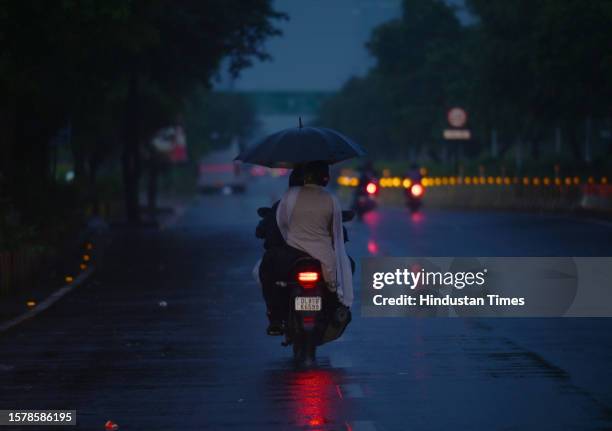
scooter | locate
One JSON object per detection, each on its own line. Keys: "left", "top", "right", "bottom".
{"left": 277, "top": 258, "right": 350, "bottom": 365}
{"left": 406, "top": 181, "right": 424, "bottom": 213}
{"left": 256, "top": 208, "right": 354, "bottom": 365}
{"left": 353, "top": 178, "right": 378, "bottom": 219}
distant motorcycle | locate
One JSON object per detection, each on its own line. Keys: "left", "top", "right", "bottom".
{"left": 256, "top": 208, "right": 354, "bottom": 365}
{"left": 353, "top": 178, "right": 378, "bottom": 219}
{"left": 405, "top": 181, "right": 425, "bottom": 213}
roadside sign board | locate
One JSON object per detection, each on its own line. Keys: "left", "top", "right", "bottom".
{"left": 443, "top": 129, "right": 471, "bottom": 140}
{"left": 151, "top": 126, "right": 188, "bottom": 163}
{"left": 447, "top": 107, "right": 467, "bottom": 128}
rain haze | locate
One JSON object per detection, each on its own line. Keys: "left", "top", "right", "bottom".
{"left": 217, "top": 0, "right": 472, "bottom": 134}
{"left": 1, "top": 1, "right": 612, "bottom": 430}
{"left": 216, "top": 0, "right": 401, "bottom": 134}
{"left": 227, "top": 0, "right": 402, "bottom": 92}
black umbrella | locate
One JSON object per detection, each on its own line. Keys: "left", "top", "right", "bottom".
{"left": 235, "top": 118, "right": 365, "bottom": 168}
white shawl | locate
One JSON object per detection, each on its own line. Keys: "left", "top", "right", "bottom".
{"left": 276, "top": 186, "right": 353, "bottom": 307}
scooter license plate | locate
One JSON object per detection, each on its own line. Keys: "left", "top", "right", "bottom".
{"left": 295, "top": 296, "right": 322, "bottom": 311}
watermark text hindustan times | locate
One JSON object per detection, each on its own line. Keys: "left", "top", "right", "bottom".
{"left": 361, "top": 257, "right": 612, "bottom": 317}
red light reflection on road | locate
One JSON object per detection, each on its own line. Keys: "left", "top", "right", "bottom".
{"left": 367, "top": 240, "right": 379, "bottom": 255}
{"left": 363, "top": 210, "right": 380, "bottom": 226}
{"left": 289, "top": 370, "right": 336, "bottom": 429}
{"left": 410, "top": 211, "right": 424, "bottom": 223}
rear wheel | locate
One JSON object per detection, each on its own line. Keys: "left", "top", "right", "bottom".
{"left": 293, "top": 332, "right": 317, "bottom": 366}
{"left": 408, "top": 199, "right": 421, "bottom": 213}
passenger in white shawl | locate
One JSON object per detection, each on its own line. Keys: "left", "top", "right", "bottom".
{"left": 276, "top": 161, "right": 353, "bottom": 307}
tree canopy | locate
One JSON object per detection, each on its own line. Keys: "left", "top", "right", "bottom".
{"left": 317, "top": 0, "right": 612, "bottom": 171}
{"left": 0, "top": 0, "right": 284, "bottom": 225}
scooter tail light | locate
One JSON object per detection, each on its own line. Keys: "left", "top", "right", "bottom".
{"left": 297, "top": 271, "right": 319, "bottom": 288}
{"left": 410, "top": 183, "right": 424, "bottom": 197}
{"left": 366, "top": 182, "right": 377, "bottom": 195}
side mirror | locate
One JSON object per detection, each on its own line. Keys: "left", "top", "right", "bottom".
{"left": 342, "top": 210, "right": 355, "bottom": 222}
{"left": 257, "top": 207, "right": 272, "bottom": 218}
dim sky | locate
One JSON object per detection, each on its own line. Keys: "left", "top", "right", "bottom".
{"left": 218, "top": 0, "right": 402, "bottom": 92}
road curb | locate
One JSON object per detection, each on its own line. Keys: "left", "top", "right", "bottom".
{"left": 0, "top": 198, "right": 190, "bottom": 335}
{"left": 0, "top": 266, "right": 95, "bottom": 334}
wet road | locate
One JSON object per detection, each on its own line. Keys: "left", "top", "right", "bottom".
{"left": 1, "top": 180, "right": 612, "bottom": 430}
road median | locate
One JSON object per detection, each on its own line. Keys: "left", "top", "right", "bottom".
{"left": 338, "top": 180, "right": 612, "bottom": 217}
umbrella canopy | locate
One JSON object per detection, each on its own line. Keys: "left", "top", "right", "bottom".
{"left": 235, "top": 120, "right": 365, "bottom": 168}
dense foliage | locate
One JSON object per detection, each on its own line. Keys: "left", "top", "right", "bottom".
{"left": 0, "top": 0, "right": 284, "bottom": 234}
{"left": 318, "top": 0, "right": 612, "bottom": 173}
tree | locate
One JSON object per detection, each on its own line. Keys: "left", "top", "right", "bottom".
{"left": 319, "top": 0, "right": 612, "bottom": 170}
{"left": 102, "top": 0, "right": 285, "bottom": 223}
{"left": 466, "top": 0, "right": 612, "bottom": 161}
{"left": 0, "top": 1, "right": 285, "bottom": 227}
{"left": 183, "top": 88, "right": 260, "bottom": 162}
{"left": 318, "top": 0, "right": 466, "bottom": 160}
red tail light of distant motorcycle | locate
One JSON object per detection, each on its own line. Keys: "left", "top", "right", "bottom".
{"left": 366, "top": 182, "right": 378, "bottom": 195}
{"left": 410, "top": 183, "right": 424, "bottom": 198}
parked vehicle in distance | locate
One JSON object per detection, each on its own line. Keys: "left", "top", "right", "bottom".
{"left": 198, "top": 144, "right": 246, "bottom": 194}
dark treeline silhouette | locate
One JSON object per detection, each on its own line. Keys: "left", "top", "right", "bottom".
{"left": 0, "top": 0, "right": 283, "bottom": 242}
{"left": 318, "top": 0, "right": 612, "bottom": 174}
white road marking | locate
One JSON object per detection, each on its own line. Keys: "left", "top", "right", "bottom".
{"left": 0, "top": 268, "right": 93, "bottom": 333}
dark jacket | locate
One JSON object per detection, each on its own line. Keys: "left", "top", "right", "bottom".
{"left": 255, "top": 201, "right": 285, "bottom": 250}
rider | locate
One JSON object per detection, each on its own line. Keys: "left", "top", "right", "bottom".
{"left": 258, "top": 167, "right": 306, "bottom": 335}
{"left": 256, "top": 167, "right": 303, "bottom": 250}
{"left": 352, "top": 160, "right": 378, "bottom": 208}
{"left": 277, "top": 161, "right": 353, "bottom": 303}
{"left": 258, "top": 161, "right": 354, "bottom": 335}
